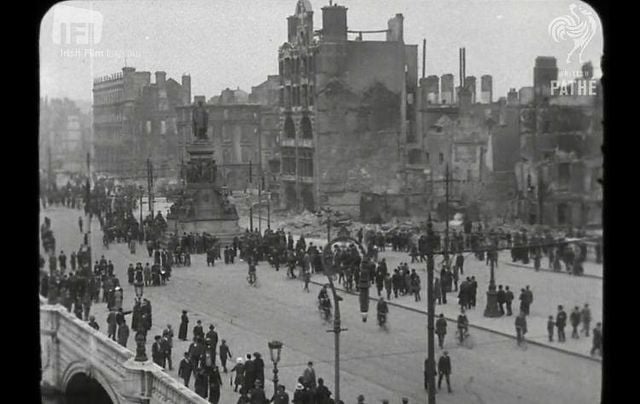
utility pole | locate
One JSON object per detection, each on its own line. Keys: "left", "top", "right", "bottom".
{"left": 84, "top": 152, "right": 92, "bottom": 276}
{"left": 147, "top": 158, "right": 154, "bottom": 218}
{"left": 426, "top": 216, "right": 436, "bottom": 404}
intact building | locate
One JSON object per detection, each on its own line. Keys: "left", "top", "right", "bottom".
{"left": 277, "top": 0, "right": 418, "bottom": 213}
{"left": 92, "top": 67, "right": 190, "bottom": 176}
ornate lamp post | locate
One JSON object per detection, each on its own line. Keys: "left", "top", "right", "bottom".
{"left": 483, "top": 242, "right": 501, "bottom": 317}
{"left": 133, "top": 284, "right": 147, "bottom": 362}
{"left": 268, "top": 340, "right": 283, "bottom": 393}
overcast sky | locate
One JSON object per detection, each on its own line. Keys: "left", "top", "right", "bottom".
{"left": 40, "top": 0, "right": 603, "bottom": 103}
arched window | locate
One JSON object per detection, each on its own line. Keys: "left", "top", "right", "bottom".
{"left": 301, "top": 115, "right": 312, "bottom": 139}
{"left": 285, "top": 115, "right": 296, "bottom": 139}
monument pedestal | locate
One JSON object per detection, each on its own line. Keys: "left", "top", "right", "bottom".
{"left": 167, "top": 140, "right": 242, "bottom": 243}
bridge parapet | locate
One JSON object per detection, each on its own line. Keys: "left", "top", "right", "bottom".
{"left": 40, "top": 296, "right": 208, "bottom": 404}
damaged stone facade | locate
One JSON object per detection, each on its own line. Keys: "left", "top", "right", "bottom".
{"left": 513, "top": 58, "right": 603, "bottom": 227}
{"left": 277, "top": 0, "right": 417, "bottom": 212}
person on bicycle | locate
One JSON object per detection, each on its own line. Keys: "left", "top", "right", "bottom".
{"left": 318, "top": 285, "right": 329, "bottom": 302}
{"left": 377, "top": 297, "right": 389, "bottom": 326}
{"left": 457, "top": 309, "right": 469, "bottom": 343}
{"left": 248, "top": 257, "right": 257, "bottom": 285}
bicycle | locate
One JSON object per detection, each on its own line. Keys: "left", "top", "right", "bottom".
{"left": 318, "top": 300, "right": 332, "bottom": 322}
{"left": 455, "top": 327, "right": 474, "bottom": 349}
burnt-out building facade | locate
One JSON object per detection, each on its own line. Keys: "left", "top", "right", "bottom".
{"left": 92, "top": 67, "right": 190, "bottom": 176}
{"left": 513, "top": 57, "right": 603, "bottom": 227}
{"left": 277, "top": 0, "right": 418, "bottom": 213}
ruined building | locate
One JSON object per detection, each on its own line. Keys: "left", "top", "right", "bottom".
{"left": 513, "top": 57, "right": 603, "bottom": 227}
{"left": 92, "top": 67, "right": 191, "bottom": 176}
{"left": 277, "top": 0, "right": 418, "bottom": 213}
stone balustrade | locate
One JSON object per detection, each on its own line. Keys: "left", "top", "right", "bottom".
{"left": 40, "top": 295, "right": 208, "bottom": 404}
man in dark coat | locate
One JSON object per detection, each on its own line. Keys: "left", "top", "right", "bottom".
{"left": 248, "top": 380, "right": 268, "bottom": 404}
{"left": 271, "top": 385, "right": 290, "bottom": 404}
{"left": 314, "top": 378, "right": 332, "bottom": 403}
{"left": 515, "top": 311, "right": 527, "bottom": 345}
{"left": 556, "top": 305, "right": 568, "bottom": 342}
{"left": 178, "top": 352, "right": 193, "bottom": 387}
{"left": 504, "top": 286, "right": 514, "bottom": 316}
{"left": 188, "top": 337, "right": 206, "bottom": 370}
{"left": 207, "top": 365, "right": 223, "bottom": 404}
{"left": 242, "top": 354, "right": 256, "bottom": 394}
{"left": 253, "top": 352, "right": 265, "bottom": 385}
{"left": 219, "top": 340, "right": 232, "bottom": 373}
{"left": 194, "top": 367, "right": 209, "bottom": 399}
{"left": 497, "top": 285, "right": 506, "bottom": 315}
{"left": 437, "top": 351, "right": 452, "bottom": 393}
{"left": 435, "top": 314, "right": 447, "bottom": 349}
{"left": 179, "top": 310, "right": 189, "bottom": 341}
{"left": 590, "top": 322, "right": 602, "bottom": 356}
{"left": 152, "top": 335, "right": 165, "bottom": 368}
{"left": 193, "top": 320, "right": 204, "bottom": 341}
{"left": 424, "top": 357, "right": 436, "bottom": 391}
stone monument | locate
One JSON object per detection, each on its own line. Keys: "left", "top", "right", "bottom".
{"left": 166, "top": 101, "right": 242, "bottom": 242}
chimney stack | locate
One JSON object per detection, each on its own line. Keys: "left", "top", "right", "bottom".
{"left": 480, "top": 75, "right": 493, "bottom": 104}
{"left": 181, "top": 74, "right": 191, "bottom": 105}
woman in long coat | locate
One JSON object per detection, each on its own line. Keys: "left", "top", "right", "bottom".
{"left": 178, "top": 310, "right": 189, "bottom": 341}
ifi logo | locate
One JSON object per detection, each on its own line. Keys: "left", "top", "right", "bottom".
{"left": 52, "top": 4, "right": 103, "bottom": 45}
{"left": 548, "top": 3, "right": 598, "bottom": 64}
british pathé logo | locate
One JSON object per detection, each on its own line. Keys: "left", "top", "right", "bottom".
{"left": 52, "top": 4, "right": 103, "bottom": 45}
{"left": 548, "top": 3, "right": 598, "bottom": 64}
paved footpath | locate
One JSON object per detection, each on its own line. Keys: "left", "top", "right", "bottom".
{"left": 42, "top": 207, "right": 602, "bottom": 403}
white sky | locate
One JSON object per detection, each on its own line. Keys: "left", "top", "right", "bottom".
{"left": 39, "top": 0, "right": 603, "bottom": 103}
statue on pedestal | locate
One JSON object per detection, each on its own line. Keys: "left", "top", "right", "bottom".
{"left": 192, "top": 101, "right": 209, "bottom": 141}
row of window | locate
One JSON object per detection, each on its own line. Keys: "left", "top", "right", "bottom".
{"left": 281, "top": 148, "right": 313, "bottom": 177}
{"left": 279, "top": 54, "right": 314, "bottom": 80}
{"left": 284, "top": 115, "right": 312, "bottom": 139}
{"left": 279, "top": 85, "right": 314, "bottom": 108}
{"left": 94, "top": 88, "right": 124, "bottom": 106}
{"left": 407, "top": 150, "right": 445, "bottom": 165}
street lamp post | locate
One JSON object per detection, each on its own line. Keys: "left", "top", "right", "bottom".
{"left": 133, "top": 284, "right": 148, "bottom": 362}
{"left": 268, "top": 340, "right": 283, "bottom": 394}
{"left": 483, "top": 243, "right": 501, "bottom": 317}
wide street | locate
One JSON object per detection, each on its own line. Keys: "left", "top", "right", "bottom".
{"left": 41, "top": 206, "right": 602, "bottom": 403}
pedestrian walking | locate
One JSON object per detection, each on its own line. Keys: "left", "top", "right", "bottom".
{"left": 556, "top": 305, "right": 567, "bottom": 342}
{"left": 435, "top": 314, "right": 447, "bottom": 349}
{"left": 79, "top": 216, "right": 83, "bottom": 233}
{"left": 179, "top": 310, "right": 189, "bottom": 341}
{"left": 505, "top": 286, "right": 514, "bottom": 316}
{"left": 194, "top": 367, "right": 209, "bottom": 399}
{"left": 152, "top": 335, "right": 166, "bottom": 368}
{"left": 193, "top": 320, "right": 204, "bottom": 341}
{"left": 271, "top": 385, "right": 290, "bottom": 404}
{"left": 88, "top": 315, "right": 100, "bottom": 330}
{"left": 302, "top": 361, "right": 316, "bottom": 389}
{"left": 570, "top": 306, "right": 581, "bottom": 339}
{"left": 162, "top": 329, "right": 173, "bottom": 370}
{"left": 219, "top": 340, "right": 232, "bottom": 373}
{"left": 437, "top": 352, "right": 452, "bottom": 393}
{"left": 303, "top": 270, "right": 311, "bottom": 292}
{"left": 178, "top": 353, "right": 193, "bottom": 387}
{"left": 107, "top": 310, "right": 117, "bottom": 341}
{"left": 208, "top": 365, "right": 223, "bottom": 404}
{"left": 230, "top": 358, "right": 245, "bottom": 392}
{"left": 497, "top": 285, "right": 506, "bottom": 315}
{"left": 581, "top": 303, "right": 592, "bottom": 337}
{"left": 590, "top": 322, "right": 602, "bottom": 356}
{"left": 116, "top": 318, "right": 130, "bottom": 346}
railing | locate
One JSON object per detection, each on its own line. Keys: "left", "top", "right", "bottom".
{"left": 40, "top": 296, "right": 207, "bottom": 403}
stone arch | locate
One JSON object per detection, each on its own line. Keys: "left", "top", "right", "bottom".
{"left": 284, "top": 115, "right": 296, "bottom": 139}
{"left": 301, "top": 115, "right": 313, "bottom": 139}
{"left": 61, "top": 361, "right": 119, "bottom": 404}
